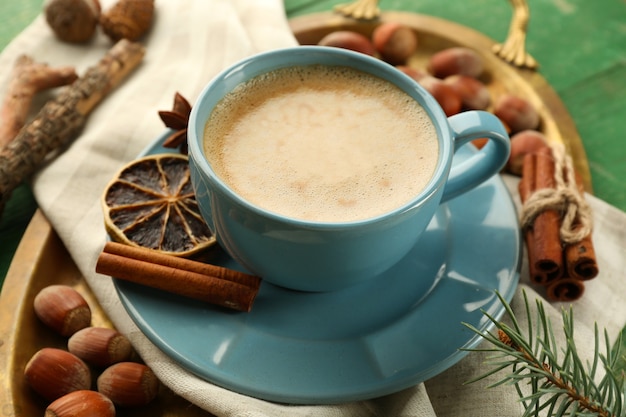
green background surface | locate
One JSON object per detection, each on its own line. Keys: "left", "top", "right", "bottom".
{"left": 1, "top": 0, "right": 625, "bottom": 288}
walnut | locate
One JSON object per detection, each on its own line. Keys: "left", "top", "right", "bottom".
{"left": 100, "top": 0, "right": 155, "bottom": 42}
{"left": 44, "top": 0, "right": 101, "bottom": 43}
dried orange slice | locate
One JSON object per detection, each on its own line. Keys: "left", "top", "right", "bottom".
{"left": 102, "top": 154, "right": 215, "bottom": 257}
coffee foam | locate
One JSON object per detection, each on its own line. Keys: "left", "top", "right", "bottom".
{"left": 204, "top": 65, "right": 439, "bottom": 222}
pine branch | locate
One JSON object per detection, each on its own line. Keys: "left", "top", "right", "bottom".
{"left": 463, "top": 290, "right": 626, "bottom": 417}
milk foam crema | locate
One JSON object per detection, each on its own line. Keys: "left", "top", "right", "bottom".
{"left": 203, "top": 65, "right": 439, "bottom": 223}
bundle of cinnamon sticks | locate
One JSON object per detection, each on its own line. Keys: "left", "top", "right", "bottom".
{"left": 518, "top": 144, "right": 598, "bottom": 301}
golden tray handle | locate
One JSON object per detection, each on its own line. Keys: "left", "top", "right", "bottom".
{"left": 492, "top": 0, "right": 538, "bottom": 69}
{"left": 334, "top": 0, "right": 381, "bottom": 20}
{"left": 334, "top": 0, "right": 538, "bottom": 70}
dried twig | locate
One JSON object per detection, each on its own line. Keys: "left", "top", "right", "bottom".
{"left": 0, "top": 39, "right": 145, "bottom": 216}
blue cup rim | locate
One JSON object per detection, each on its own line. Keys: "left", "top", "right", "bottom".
{"left": 188, "top": 46, "right": 453, "bottom": 228}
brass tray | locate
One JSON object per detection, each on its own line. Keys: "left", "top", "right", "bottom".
{"left": 1, "top": 12, "right": 591, "bottom": 416}
{"left": 289, "top": 11, "right": 592, "bottom": 192}
{"left": 0, "top": 210, "right": 215, "bottom": 416}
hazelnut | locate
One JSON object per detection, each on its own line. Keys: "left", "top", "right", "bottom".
{"left": 472, "top": 138, "right": 489, "bottom": 150}
{"left": 45, "top": 390, "right": 115, "bottom": 417}
{"left": 24, "top": 348, "right": 91, "bottom": 401}
{"left": 471, "top": 120, "right": 511, "bottom": 151}
{"left": 395, "top": 65, "right": 427, "bottom": 82}
{"left": 494, "top": 94, "right": 540, "bottom": 133}
{"left": 317, "top": 30, "right": 377, "bottom": 56}
{"left": 34, "top": 285, "right": 91, "bottom": 337}
{"left": 443, "top": 74, "right": 491, "bottom": 110}
{"left": 372, "top": 22, "right": 418, "bottom": 65}
{"left": 506, "top": 130, "right": 548, "bottom": 175}
{"left": 44, "top": 0, "right": 101, "bottom": 43}
{"left": 418, "top": 76, "right": 462, "bottom": 116}
{"left": 68, "top": 327, "right": 134, "bottom": 367}
{"left": 97, "top": 362, "right": 159, "bottom": 407}
{"left": 428, "top": 47, "right": 484, "bottom": 79}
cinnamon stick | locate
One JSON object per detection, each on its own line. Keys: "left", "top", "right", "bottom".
{"left": 518, "top": 149, "right": 563, "bottom": 284}
{"left": 0, "top": 39, "right": 145, "bottom": 216}
{"left": 545, "top": 277, "right": 585, "bottom": 302}
{"left": 103, "top": 241, "right": 261, "bottom": 289}
{"left": 564, "top": 172, "right": 599, "bottom": 281}
{"left": 96, "top": 248, "right": 259, "bottom": 312}
{"left": 565, "top": 237, "right": 598, "bottom": 281}
{"left": 519, "top": 153, "right": 544, "bottom": 283}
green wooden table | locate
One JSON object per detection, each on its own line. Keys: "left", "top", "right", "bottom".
{"left": 1, "top": 0, "right": 625, "bottom": 288}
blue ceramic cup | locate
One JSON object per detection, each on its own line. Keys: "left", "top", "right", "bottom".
{"left": 188, "top": 46, "right": 510, "bottom": 292}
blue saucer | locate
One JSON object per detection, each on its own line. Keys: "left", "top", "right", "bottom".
{"left": 114, "top": 132, "right": 521, "bottom": 404}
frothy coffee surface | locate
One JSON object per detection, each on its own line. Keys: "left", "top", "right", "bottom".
{"left": 203, "top": 65, "right": 439, "bottom": 222}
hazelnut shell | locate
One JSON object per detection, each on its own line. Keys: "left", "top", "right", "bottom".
{"left": 97, "top": 362, "right": 159, "bottom": 407}
{"left": 419, "top": 76, "right": 462, "bottom": 116}
{"left": 395, "top": 65, "right": 427, "bottom": 82}
{"left": 507, "top": 130, "right": 549, "bottom": 175}
{"left": 317, "top": 30, "right": 377, "bottom": 56}
{"left": 494, "top": 94, "right": 541, "bottom": 133}
{"left": 24, "top": 348, "right": 91, "bottom": 402}
{"left": 45, "top": 390, "right": 115, "bottom": 417}
{"left": 68, "top": 327, "right": 134, "bottom": 367}
{"left": 443, "top": 75, "right": 491, "bottom": 110}
{"left": 372, "top": 22, "right": 418, "bottom": 65}
{"left": 33, "top": 285, "right": 91, "bottom": 337}
{"left": 428, "top": 47, "right": 484, "bottom": 79}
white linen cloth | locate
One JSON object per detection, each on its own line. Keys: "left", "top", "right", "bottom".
{"left": 1, "top": 1, "right": 624, "bottom": 415}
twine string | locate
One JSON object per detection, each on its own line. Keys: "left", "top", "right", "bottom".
{"left": 520, "top": 143, "right": 593, "bottom": 244}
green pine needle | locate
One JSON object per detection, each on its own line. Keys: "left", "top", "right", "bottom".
{"left": 462, "top": 290, "right": 626, "bottom": 417}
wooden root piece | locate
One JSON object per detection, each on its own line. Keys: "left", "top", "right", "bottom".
{"left": 0, "top": 39, "right": 145, "bottom": 217}
{"left": 0, "top": 55, "right": 78, "bottom": 149}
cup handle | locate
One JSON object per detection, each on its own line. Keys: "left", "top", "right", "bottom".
{"left": 441, "top": 110, "right": 511, "bottom": 203}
